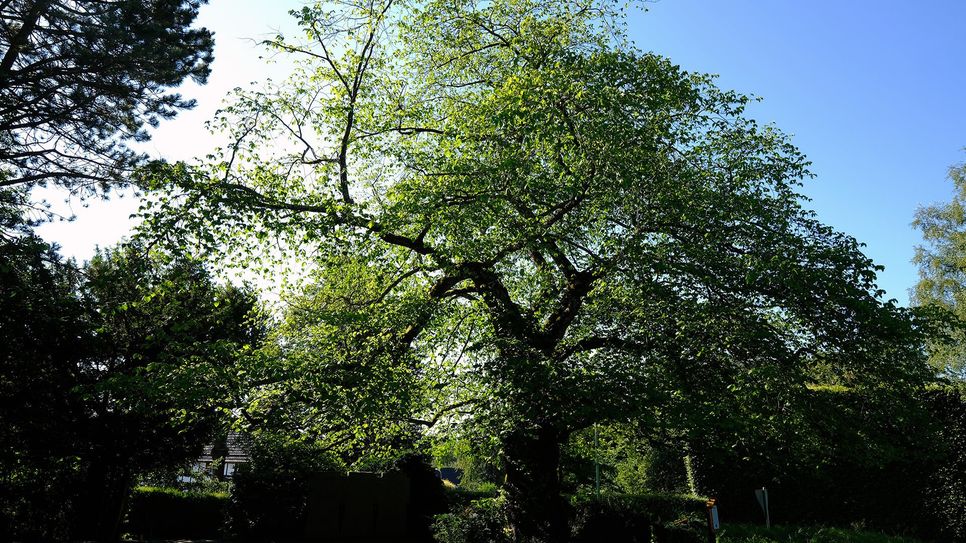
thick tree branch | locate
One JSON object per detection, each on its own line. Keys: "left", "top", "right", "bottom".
{"left": 554, "top": 334, "right": 652, "bottom": 362}
{"left": 541, "top": 269, "right": 597, "bottom": 345}
{"left": 0, "top": 0, "right": 51, "bottom": 77}
{"left": 409, "top": 399, "right": 477, "bottom": 428}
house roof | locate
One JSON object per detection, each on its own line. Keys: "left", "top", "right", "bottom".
{"left": 198, "top": 432, "right": 250, "bottom": 463}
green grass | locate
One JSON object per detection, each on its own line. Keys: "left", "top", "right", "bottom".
{"left": 717, "top": 523, "right": 925, "bottom": 543}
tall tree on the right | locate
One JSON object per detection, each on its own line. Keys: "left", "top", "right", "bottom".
{"left": 913, "top": 160, "right": 966, "bottom": 379}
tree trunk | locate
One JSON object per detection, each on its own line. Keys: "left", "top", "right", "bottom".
{"left": 503, "top": 424, "right": 569, "bottom": 543}
{"left": 72, "top": 462, "right": 131, "bottom": 542}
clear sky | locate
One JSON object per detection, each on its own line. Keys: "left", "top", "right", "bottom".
{"left": 37, "top": 0, "right": 966, "bottom": 305}
{"left": 631, "top": 1, "right": 966, "bottom": 304}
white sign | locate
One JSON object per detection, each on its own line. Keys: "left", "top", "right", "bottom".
{"left": 755, "top": 487, "right": 771, "bottom": 528}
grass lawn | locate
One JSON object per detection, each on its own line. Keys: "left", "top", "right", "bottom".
{"left": 716, "top": 523, "right": 925, "bottom": 543}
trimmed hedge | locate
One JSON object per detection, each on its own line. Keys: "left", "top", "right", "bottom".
{"left": 124, "top": 486, "right": 228, "bottom": 540}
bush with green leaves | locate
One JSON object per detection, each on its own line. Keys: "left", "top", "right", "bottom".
{"left": 432, "top": 437, "right": 504, "bottom": 492}
{"left": 925, "top": 385, "right": 966, "bottom": 542}
{"left": 444, "top": 487, "right": 502, "bottom": 510}
{"left": 227, "top": 434, "right": 345, "bottom": 541}
{"left": 124, "top": 486, "right": 228, "bottom": 540}
{"left": 570, "top": 493, "right": 706, "bottom": 543}
{"left": 717, "top": 523, "right": 926, "bottom": 543}
{"left": 674, "top": 386, "right": 966, "bottom": 542}
{"left": 433, "top": 496, "right": 511, "bottom": 543}
{"left": 562, "top": 423, "right": 697, "bottom": 496}
{"left": 137, "top": 463, "right": 233, "bottom": 495}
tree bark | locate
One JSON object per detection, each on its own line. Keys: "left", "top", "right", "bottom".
{"left": 72, "top": 462, "right": 131, "bottom": 542}
{"left": 503, "top": 424, "right": 569, "bottom": 543}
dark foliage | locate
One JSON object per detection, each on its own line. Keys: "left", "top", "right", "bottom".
{"left": 433, "top": 492, "right": 706, "bottom": 543}
{"left": 0, "top": 216, "right": 261, "bottom": 541}
{"left": 228, "top": 435, "right": 345, "bottom": 541}
{"left": 433, "top": 496, "right": 511, "bottom": 543}
{"left": 681, "top": 387, "right": 966, "bottom": 542}
{"left": 0, "top": 210, "right": 90, "bottom": 541}
{"left": 570, "top": 494, "right": 706, "bottom": 543}
{"left": 124, "top": 486, "right": 227, "bottom": 540}
{"left": 0, "top": 0, "right": 213, "bottom": 195}
{"left": 398, "top": 453, "right": 450, "bottom": 539}
{"left": 924, "top": 386, "right": 966, "bottom": 542}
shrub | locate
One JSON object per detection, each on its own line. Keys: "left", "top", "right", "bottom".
{"left": 124, "top": 486, "right": 228, "bottom": 540}
{"left": 717, "top": 523, "right": 927, "bottom": 543}
{"left": 138, "top": 462, "right": 233, "bottom": 495}
{"left": 396, "top": 453, "right": 450, "bottom": 538}
{"left": 434, "top": 491, "right": 706, "bottom": 543}
{"left": 570, "top": 493, "right": 707, "bottom": 543}
{"left": 925, "top": 385, "right": 966, "bottom": 542}
{"left": 681, "top": 386, "right": 966, "bottom": 541}
{"left": 0, "top": 461, "right": 81, "bottom": 542}
{"left": 227, "top": 435, "right": 343, "bottom": 541}
{"left": 433, "top": 496, "right": 511, "bottom": 543}
{"left": 443, "top": 486, "right": 500, "bottom": 510}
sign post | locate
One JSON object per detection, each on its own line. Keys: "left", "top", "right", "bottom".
{"left": 594, "top": 425, "right": 600, "bottom": 500}
{"left": 754, "top": 487, "right": 770, "bottom": 528}
{"left": 705, "top": 498, "right": 719, "bottom": 543}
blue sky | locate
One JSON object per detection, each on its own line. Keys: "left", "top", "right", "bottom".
{"left": 629, "top": 1, "right": 966, "bottom": 304}
{"left": 38, "top": 0, "right": 966, "bottom": 305}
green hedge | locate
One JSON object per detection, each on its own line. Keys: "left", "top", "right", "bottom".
{"left": 124, "top": 486, "right": 228, "bottom": 540}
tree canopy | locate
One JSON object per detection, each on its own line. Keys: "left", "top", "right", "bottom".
{"left": 913, "top": 160, "right": 966, "bottom": 379}
{"left": 0, "top": 0, "right": 213, "bottom": 199}
{"left": 0, "top": 225, "right": 264, "bottom": 540}
{"left": 142, "top": 1, "right": 930, "bottom": 540}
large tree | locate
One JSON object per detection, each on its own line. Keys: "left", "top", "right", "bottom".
{"left": 143, "top": 1, "right": 929, "bottom": 540}
{"left": 914, "top": 160, "right": 966, "bottom": 379}
{"left": 0, "top": 0, "right": 213, "bottom": 197}
{"left": 72, "top": 245, "right": 264, "bottom": 541}
{"left": 0, "top": 196, "right": 90, "bottom": 541}
{"left": 0, "top": 231, "right": 264, "bottom": 541}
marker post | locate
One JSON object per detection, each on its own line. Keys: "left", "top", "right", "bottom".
{"left": 755, "top": 487, "right": 770, "bottom": 529}
{"left": 705, "top": 498, "right": 719, "bottom": 543}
